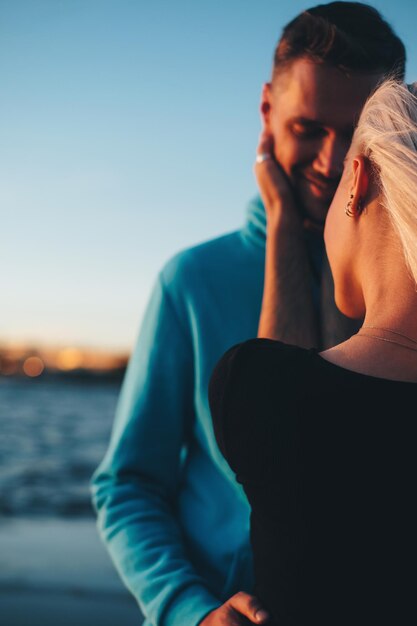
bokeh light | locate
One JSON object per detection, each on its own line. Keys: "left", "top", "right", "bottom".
{"left": 23, "top": 356, "right": 45, "bottom": 377}
{"left": 56, "top": 348, "right": 84, "bottom": 371}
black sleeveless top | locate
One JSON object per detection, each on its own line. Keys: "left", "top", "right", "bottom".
{"left": 209, "top": 339, "right": 417, "bottom": 626}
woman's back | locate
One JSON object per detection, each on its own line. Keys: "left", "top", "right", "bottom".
{"left": 209, "top": 338, "right": 417, "bottom": 625}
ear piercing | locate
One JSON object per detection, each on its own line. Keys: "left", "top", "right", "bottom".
{"left": 345, "top": 194, "right": 365, "bottom": 217}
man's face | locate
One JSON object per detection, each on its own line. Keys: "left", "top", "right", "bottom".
{"left": 262, "top": 59, "right": 382, "bottom": 223}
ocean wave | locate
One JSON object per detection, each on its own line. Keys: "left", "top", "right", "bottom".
{"left": 0, "top": 377, "right": 120, "bottom": 517}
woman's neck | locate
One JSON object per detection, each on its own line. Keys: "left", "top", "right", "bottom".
{"left": 320, "top": 269, "right": 417, "bottom": 382}
{"left": 361, "top": 267, "right": 417, "bottom": 342}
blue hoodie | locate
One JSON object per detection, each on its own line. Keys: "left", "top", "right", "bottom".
{"left": 91, "top": 197, "right": 323, "bottom": 626}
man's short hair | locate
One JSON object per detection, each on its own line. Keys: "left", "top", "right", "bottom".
{"left": 273, "top": 2, "right": 406, "bottom": 81}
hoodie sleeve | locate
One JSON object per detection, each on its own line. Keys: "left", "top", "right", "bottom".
{"left": 91, "top": 272, "right": 220, "bottom": 626}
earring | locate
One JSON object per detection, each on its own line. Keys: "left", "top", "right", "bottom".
{"left": 345, "top": 194, "right": 354, "bottom": 217}
{"left": 345, "top": 194, "right": 365, "bottom": 217}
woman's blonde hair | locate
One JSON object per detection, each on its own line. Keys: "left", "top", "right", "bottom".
{"left": 350, "top": 78, "right": 417, "bottom": 285}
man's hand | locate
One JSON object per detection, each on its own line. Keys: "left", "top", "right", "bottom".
{"left": 199, "top": 592, "right": 270, "bottom": 625}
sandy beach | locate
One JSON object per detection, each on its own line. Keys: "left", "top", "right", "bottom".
{"left": 0, "top": 517, "right": 143, "bottom": 626}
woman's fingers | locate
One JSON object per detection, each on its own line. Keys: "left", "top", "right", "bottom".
{"left": 227, "top": 591, "right": 270, "bottom": 623}
{"left": 255, "top": 156, "right": 292, "bottom": 210}
{"left": 256, "top": 129, "right": 274, "bottom": 157}
{"left": 254, "top": 129, "right": 299, "bottom": 223}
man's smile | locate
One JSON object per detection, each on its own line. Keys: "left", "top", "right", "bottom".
{"left": 301, "top": 172, "right": 340, "bottom": 200}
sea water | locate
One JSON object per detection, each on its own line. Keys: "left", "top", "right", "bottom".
{"left": 0, "top": 376, "right": 120, "bottom": 517}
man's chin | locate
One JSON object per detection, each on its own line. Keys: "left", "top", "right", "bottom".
{"left": 297, "top": 190, "right": 330, "bottom": 226}
{"left": 294, "top": 175, "right": 338, "bottom": 225}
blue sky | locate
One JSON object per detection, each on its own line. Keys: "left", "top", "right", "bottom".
{"left": 1, "top": 0, "right": 416, "bottom": 351}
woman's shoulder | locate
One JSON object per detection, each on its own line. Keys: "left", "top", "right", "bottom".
{"left": 221, "top": 338, "right": 315, "bottom": 377}
{"left": 209, "top": 338, "right": 315, "bottom": 422}
{"left": 209, "top": 339, "right": 316, "bottom": 483}
{"left": 240, "top": 337, "right": 313, "bottom": 354}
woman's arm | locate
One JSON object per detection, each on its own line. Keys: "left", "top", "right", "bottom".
{"left": 255, "top": 130, "right": 319, "bottom": 348}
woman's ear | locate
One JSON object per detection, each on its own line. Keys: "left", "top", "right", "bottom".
{"left": 350, "top": 156, "right": 370, "bottom": 217}
{"left": 260, "top": 83, "right": 273, "bottom": 131}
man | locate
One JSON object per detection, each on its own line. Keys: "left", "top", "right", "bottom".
{"left": 91, "top": 4, "right": 405, "bottom": 625}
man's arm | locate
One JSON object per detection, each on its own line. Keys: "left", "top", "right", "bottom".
{"left": 91, "top": 273, "right": 221, "bottom": 626}
{"left": 91, "top": 270, "right": 269, "bottom": 626}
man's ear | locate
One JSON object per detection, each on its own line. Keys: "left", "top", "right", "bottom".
{"left": 260, "top": 82, "right": 273, "bottom": 131}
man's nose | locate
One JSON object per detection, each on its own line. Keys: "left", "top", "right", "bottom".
{"left": 313, "top": 134, "right": 345, "bottom": 179}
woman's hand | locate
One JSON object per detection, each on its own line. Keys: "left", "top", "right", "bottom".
{"left": 255, "top": 125, "right": 318, "bottom": 347}
{"left": 199, "top": 592, "right": 270, "bottom": 625}
{"left": 254, "top": 129, "right": 301, "bottom": 231}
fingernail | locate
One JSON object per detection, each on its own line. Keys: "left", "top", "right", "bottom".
{"left": 255, "top": 609, "right": 270, "bottom": 622}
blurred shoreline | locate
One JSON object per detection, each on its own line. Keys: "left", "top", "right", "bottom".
{"left": 0, "top": 343, "right": 129, "bottom": 380}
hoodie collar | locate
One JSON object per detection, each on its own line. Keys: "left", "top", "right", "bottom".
{"left": 241, "top": 195, "right": 267, "bottom": 249}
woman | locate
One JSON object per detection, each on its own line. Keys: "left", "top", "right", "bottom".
{"left": 209, "top": 80, "right": 417, "bottom": 625}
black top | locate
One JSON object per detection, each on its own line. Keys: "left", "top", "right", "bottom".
{"left": 209, "top": 339, "right": 417, "bottom": 626}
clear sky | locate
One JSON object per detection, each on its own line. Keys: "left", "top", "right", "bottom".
{"left": 1, "top": 0, "right": 416, "bottom": 352}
